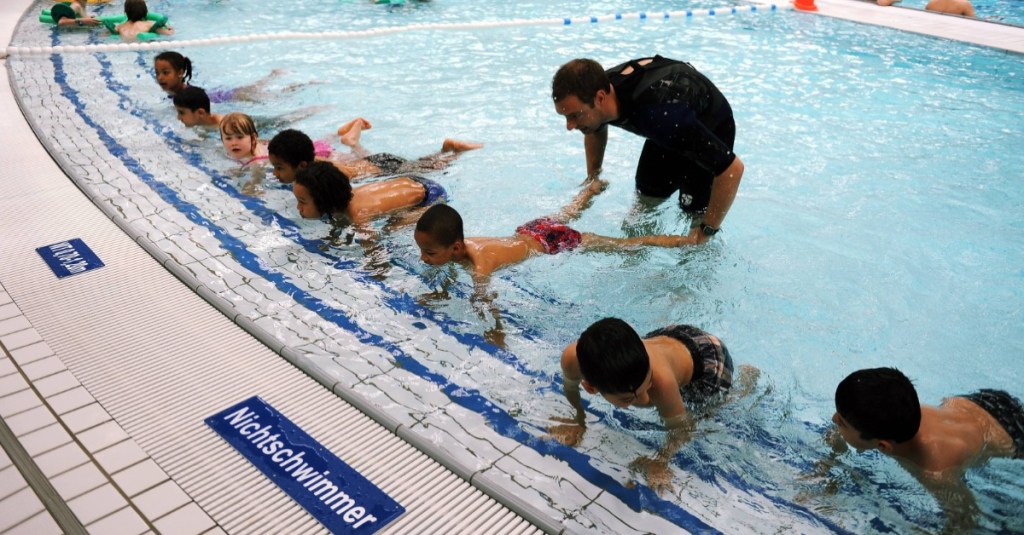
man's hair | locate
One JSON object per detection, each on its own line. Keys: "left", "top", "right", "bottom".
{"left": 268, "top": 130, "right": 315, "bottom": 167}
{"left": 125, "top": 0, "right": 148, "bottom": 22}
{"left": 219, "top": 112, "right": 257, "bottom": 138}
{"left": 415, "top": 204, "right": 464, "bottom": 246}
{"left": 576, "top": 318, "right": 650, "bottom": 394}
{"left": 172, "top": 86, "right": 210, "bottom": 113}
{"left": 835, "top": 367, "right": 921, "bottom": 443}
{"left": 154, "top": 51, "right": 192, "bottom": 84}
{"left": 551, "top": 58, "right": 611, "bottom": 106}
{"left": 294, "top": 162, "right": 353, "bottom": 216}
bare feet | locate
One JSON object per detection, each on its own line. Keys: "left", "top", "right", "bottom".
{"left": 441, "top": 138, "right": 484, "bottom": 153}
{"left": 337, "top": 117, "right": 372, "bottom": 147}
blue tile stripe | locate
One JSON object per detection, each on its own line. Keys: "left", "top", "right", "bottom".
{"left": 36, "top": 25, "right": 853, "bottom": 532}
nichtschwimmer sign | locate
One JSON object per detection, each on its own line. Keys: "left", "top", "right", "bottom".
{"left": 206, "top": 396, "right": 404, "bottom": 533}
{"left": 36, "top": 239, "right": 104, "bottom": 278}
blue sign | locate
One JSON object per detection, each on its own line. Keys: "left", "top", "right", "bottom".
{"left": 205, "top": 396, "right": 404, "bottom": 533}
{"left": 36, "top": 239, "right": 105, "bottom": 279}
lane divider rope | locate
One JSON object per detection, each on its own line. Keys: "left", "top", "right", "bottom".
{"left": 3, "top": 5, "right": 783, "bottom": 57}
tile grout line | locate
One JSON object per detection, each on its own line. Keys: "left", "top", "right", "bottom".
{"left": 0, "top": 326, "right": 162, "bottom": 533}
{"left": 0, "top": 367, "right": 87, "bottom": 534}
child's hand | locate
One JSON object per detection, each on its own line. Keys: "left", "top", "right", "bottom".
{"left": 483, "top": 325, "right": 506, "bottom": 349}
{"left": 629, "top": 456, "right": 675, "bottom": 495}
{"left": 585, "top": 178, "right": 609, "bottom": 194}
{"left": 546, "top": 417, "right": 586, "bottom": 447}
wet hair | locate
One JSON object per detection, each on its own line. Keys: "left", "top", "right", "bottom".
{"left": 576, "top": 318, "right": 650, "bottom": 394}
{"left": 415, "top": 204, "right": 464, "bottom": 246}
{"left": 125, "top": 0, "right": 148, "bottom": 22}
{"left": 172, "top": 86, "right": 210, "bottom": 113}
{"left": 268, "top": 130, "right": 315, "bottom": 168}
{"left": 551, "top": 58, "right": 611, "bottom": 106}
{"left": 154, "top": 51, "right": 193, "bottom": 86}
{"left": 220, "top": 112, "right": 257, "bottom": 137}
{"left": 835, "top": 367, "right": 921, "bottom": 444}
{"left": 294, "top": 162, "right": 353, "bottom": 216}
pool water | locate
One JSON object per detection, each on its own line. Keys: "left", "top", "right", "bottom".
{"left": 12, "top": 0, "right": 1024, "bottom": 533}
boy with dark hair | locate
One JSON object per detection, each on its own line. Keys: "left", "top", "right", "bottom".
{"left": 832, "top": 367, "right": 1023, "bottom": 531}
{"left": 551, "top": 317, "right": 751, "bottom": 493}
{"left": 413, "top": 185, "right": 694, "bottom": 293}
{"left": 172, "top": 86, "right": 222, "bottom": 129}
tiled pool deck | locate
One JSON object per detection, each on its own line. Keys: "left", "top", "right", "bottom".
{"left": 1, "top": 1, "right": 1021, "bottom": 534}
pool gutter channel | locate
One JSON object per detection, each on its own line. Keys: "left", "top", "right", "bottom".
{"left": 6, "top": 53, "right": 562, "bottom": 535}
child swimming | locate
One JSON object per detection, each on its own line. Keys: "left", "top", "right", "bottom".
{"left": 219, "top": 112, "right": 270, "bottom": 195}
{"left": 288, "top": 160, "right": 451, "bottom": 225}
{"left": 831, "top": 367, "right": 1022, "bottom": 532}
{"left": 48, "top": 0, "right": 101, "bottom": 28}
{"left": 154, "top": 52, "right": 312, "bottom": 103}
{"left": 413, "top": 188, "right": 696, "bottom": 290}
{"left": 553, "top": 318, "right": 755, "bottom": 494}
{"left": 220, "top": 112, "right": 268, "bottom": 166}
{"left": 268, "top": 123, "right": 481, "bottom": 187}
{"left": 411, "top": 190, "right": 694, "bottom": 346}
{"left": 333, "top": 117, "right": 482, "bottom": 180}
{"left": 172, "top": 87, "right": 222, "bottom": 129}
{"left": 113, "top": 0, "right": 173, "bottom": 41}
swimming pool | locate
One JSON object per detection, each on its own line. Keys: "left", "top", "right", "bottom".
{"left": 9, "top": 1, "right": 1024, "bottom": 532}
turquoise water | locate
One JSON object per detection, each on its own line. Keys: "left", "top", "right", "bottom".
{"left": 21, "top": 0, "right": 1024, "bottom": 532}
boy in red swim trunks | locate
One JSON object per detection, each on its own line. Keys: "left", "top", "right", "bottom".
{"left": 832, "top": 368, "right": 1023, "bottom": 532}
{"left": 413, "top": 181, "right": 694, "bottom": 288}
{"left": 413, "top": 183, "right": 694, "bottom": 346}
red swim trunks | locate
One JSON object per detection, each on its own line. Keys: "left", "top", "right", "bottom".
{"left": 515, "top": 217, "right": 582, "bottom": 254}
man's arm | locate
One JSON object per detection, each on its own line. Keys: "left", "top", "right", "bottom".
{"left": 689, "top": 155, "right": 744, "bottom": 243}
{"left": 583, "top": 127, "right": 608, "bottom": 183}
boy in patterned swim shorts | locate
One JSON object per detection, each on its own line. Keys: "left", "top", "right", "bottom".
{"left": 832, "top": 367, "right": 1023, "bottom": 532}
{"left": 551, "top": 317, "right": 757, "bottom": 494}
{"left": 413, "top": 180, "right": 693, "bottom": 290}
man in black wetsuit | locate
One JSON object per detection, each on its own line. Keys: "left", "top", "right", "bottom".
{"left": 552, "top": 56, "right": 744, "bottom": 244}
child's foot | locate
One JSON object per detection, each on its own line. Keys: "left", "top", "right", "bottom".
{"left": 441, "top": 138, "right": 483, "bottom": 153}
{"left": 337, "top": 117, "right": 372, "bottom": 147}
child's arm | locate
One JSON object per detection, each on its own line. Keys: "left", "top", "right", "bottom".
{"left": 57, "top": 16, "right": 101, "bottom": 27}
{"left": 547, "top": 344, "right": 588, "bottom": 446}
{"left": 917, "top": 473, "right": 979, "bottom": 534}
{"left": 550, "top": 178, "right": 608, "bottom": 224}
{"left": 629, "top": 387, "right": 693, "bottom": 494}
{"left": 469, "top": 275, "right": 506, "bottom": 348}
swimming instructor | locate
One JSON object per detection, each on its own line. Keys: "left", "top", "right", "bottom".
{"left": 552, "top": 56, "right": 744, "bottom": 244}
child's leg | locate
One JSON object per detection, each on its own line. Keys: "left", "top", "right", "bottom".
{"left": 230, "top": 69, "right": 285, "bottom": 101}
{"left": 337, "top": 117, "right": 372, "bottom": 148}
{"left": 440, "top": 138, "right": 484, "bottom": 153}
